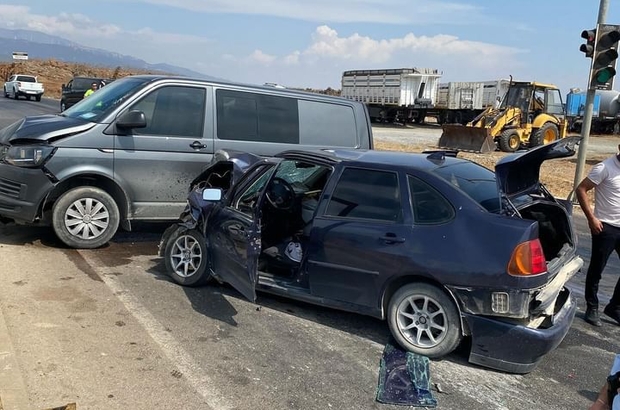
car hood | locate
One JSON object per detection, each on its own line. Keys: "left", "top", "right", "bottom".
{"left": 0, "top": 114, "right": 95, "bottom": 144}
{"left": 495, "top": 136, "right": 581, "bottom": 197}
{"left": 189, "top": 149, "right": 264, "bottom": 189}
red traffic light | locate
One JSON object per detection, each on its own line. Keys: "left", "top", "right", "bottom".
{"left": 582, "top": 29, "right": 596, "bottom": 41}
{"left": 581, "top": 29, "right": 596, "bottom": 58}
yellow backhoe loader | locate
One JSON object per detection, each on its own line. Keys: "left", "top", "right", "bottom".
{"left": 437, "top": 81, "right": 568, "bottom": 153}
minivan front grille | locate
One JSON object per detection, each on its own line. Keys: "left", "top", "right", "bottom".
{"left": 0, "top": 177, "right": 21, "bottom": 199}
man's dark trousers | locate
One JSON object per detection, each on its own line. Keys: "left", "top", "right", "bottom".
{"left": 585, "top": 222, "right": 620, "bottom": 310}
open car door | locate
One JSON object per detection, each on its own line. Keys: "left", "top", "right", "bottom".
{"left": 207, "top": 160, "right": 279, "bottom": 302}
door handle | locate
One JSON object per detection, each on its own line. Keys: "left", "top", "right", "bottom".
{"left": 190, "top": 141, "right": 207, "bottom": 149}
{"left": 380, "top": 234, "right": 405, "bottom": 244}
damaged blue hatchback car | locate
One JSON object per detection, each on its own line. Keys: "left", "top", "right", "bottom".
{"left": 159, "top": 137, "right": 583, "bottom": 374}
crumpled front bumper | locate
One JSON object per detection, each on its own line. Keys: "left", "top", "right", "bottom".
{"left": 464, "top": 286, "right": 576, "bottom": 374}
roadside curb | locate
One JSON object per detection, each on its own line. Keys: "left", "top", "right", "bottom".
{"left": 0, "top": 301, "right": 30, "bottom": 410}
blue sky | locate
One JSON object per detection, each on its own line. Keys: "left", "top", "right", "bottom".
{"left": 0, "top": 1, "right": 618, "bottom": 94}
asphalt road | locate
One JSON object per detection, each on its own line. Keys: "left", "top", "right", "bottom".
{"left": 0, "top": 97, "right": 619, "bottom": 410}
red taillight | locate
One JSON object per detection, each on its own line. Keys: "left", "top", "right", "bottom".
{"left": 507, "top": 239, "right": 547, "bottom": 276}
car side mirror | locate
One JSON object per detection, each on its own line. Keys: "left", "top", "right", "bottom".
{"left": 116, "top": 110, "right": 147, "bottom": 129}
{"left": 202, "top": 188, "right": 222, "bottom": 201}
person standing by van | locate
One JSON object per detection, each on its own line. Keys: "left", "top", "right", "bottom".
{"left": 84, "top": 82, "right": 98, "bottom": 98}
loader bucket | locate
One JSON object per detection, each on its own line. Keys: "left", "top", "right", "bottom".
{"left": 437, "top": 124, "right": 496, "bottom": 154}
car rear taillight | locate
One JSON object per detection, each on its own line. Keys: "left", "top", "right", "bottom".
{"left": 507, "top": 239, "right": 547, "bottom": 276}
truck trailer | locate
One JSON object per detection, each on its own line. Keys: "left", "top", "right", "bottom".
{"left": 341, "top": 68, "right": 442, "bottom": 123}
{"left": 340, "top": 69, "right": 511, "bottom": 125}
{"left": 432, "top": 79, "right": 511, "bottom": 125}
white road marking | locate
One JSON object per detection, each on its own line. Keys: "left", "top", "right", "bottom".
{"left": 80, "top": 252, "right": 231, "bottom": 410}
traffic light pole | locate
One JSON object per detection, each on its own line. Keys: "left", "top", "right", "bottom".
{"left": 570, "top": 0, "right": 609, "bottom": 202}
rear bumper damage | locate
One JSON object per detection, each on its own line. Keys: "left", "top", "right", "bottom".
{"left": 465, "top": 286, "right": 576, "bottom": 374}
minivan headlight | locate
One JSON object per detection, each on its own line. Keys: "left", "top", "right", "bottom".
{"left": 4, "top": 145, "right": 56, "bottom": 167}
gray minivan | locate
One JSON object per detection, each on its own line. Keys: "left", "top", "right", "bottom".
{"left": 0, "top": 75, "right": 373, "bottom": 248}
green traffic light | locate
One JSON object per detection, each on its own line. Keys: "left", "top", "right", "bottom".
{"left": 594, "top": 67, "right": 616, "bottom": 83}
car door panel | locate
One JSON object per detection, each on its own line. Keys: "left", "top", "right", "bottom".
{"left": 306, "top": 218, "right": 409, "bottom": 307}
{"left": 113, "top": 84, "right": 214, "bottom": 220}
{"left": 305, "top": 167, "right": 409, "bottom": 308}
{"left": 208, "top": 207, "right": 259, "bottom": 302}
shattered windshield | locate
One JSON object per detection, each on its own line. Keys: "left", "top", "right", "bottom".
{"left": 61, "top": 77, "right": 151, "bottom": 123}
{"left": 273, "top": 160, "right": 325, "bottom": 189}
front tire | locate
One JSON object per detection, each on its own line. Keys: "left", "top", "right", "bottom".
{"left": 498, "top": 129, "right": 520, "bottom": 152}
{"left": 164, "top": 228, "right": 211, "bottom": 286}
{"left": 52, "top": 187, "right": 120, "bottom": 249}
{"left": 387, "top": 283, "right": 462, "bottom": 358}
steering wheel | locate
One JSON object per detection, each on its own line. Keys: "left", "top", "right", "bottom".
{"left": 265, "top": 177, "right": 296, "bottom": 210}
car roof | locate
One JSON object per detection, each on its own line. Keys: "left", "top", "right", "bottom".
{"left": 124, "top": 75, "right": 357, "bottom": 102}
{"left": 278, "top": 149, "right": 472, "bottom": 172}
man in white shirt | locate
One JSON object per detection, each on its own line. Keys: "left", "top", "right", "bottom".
{"left": 576, "top": 146, "right": 620, "bottom": 327}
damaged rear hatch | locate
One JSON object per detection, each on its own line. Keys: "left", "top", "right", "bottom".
{"left": 495, "top": 136, "right": 583, "bottom": 324}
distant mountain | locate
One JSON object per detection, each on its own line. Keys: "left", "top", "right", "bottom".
{"left": 0, "top": 28, "right": 221, "bottom": 80}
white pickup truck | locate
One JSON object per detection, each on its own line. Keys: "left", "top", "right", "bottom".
{"left": 3, "top": 74, "right": 45, "bottom": 101}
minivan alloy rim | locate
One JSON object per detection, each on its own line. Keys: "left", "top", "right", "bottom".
{"left": 170, "top": 235, "right": 202, "bottom": 278}
{"left": 396, "top": 295, "right": 447, "bottom": 348}
{"left": 64, "top": 198, "right": 110, "bottom": 240}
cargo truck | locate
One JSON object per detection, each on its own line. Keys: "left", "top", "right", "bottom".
{"left": 341, "top": 68, "right": 442, "bottom": 123}
{"left": 340, "top": 69, "right": 511, "bottom": 125}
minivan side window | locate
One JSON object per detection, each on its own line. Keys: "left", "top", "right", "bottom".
{"left": 325, "top": 168, "right": 401, "bottom": 222}
{"left": 216, "top": 89, "right": 300, "bottom": 144}
{"left": 130, "top": 86, "right": 206, "bottom": 138}
{"left": 298, "top": 100, "right": 357, "bottom": 147}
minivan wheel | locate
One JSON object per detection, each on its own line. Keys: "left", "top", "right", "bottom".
{"left": 164, "top": 228, "right": 211, "bottom": 287}
{"left": 52, "top": 187, "right": 120, "bottom": 249}
{"left": 387, "top": 283, "right": 462, "bottom": 358}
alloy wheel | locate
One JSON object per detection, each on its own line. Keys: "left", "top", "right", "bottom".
{"left": 396, "top": 294, "right": 447, "bottom": 348}
{"left": 169, "top": 234, "right": 203, "bottom": 278}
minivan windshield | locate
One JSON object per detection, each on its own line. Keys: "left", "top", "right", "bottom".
{"left": 61, "top": 77, "right": 152, "bottom": 123}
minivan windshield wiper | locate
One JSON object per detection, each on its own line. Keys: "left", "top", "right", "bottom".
{"left": 61, "top": 77, "right": 151, "bottom": 123}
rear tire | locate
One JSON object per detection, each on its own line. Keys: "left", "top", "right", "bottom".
{"left": 498, "top": 129, "right": 520, "bottom": 152}
{"left": 12, "top": 89, "right": 18, "bottom": 100}
{"left": 52, "top": 187, "right": 120, "bottom": 249}
{"left": 530, "top": 123, "right": 559, "bottom": 148}
{"left": 35, "top": 95, "right": 41, "bottom": 102}
{"left": 3, "top": 87, "right": 7, "bottom": 98}
{"left": 387, "top": 283, "right": 462, "bottom": 358}
{"left": 164, "top": 228, "right": 212, "bottom": 287}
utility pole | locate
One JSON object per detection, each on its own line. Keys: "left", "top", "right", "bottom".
{"left": 569, "top": 0, "right": 610, "bottom": 202}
